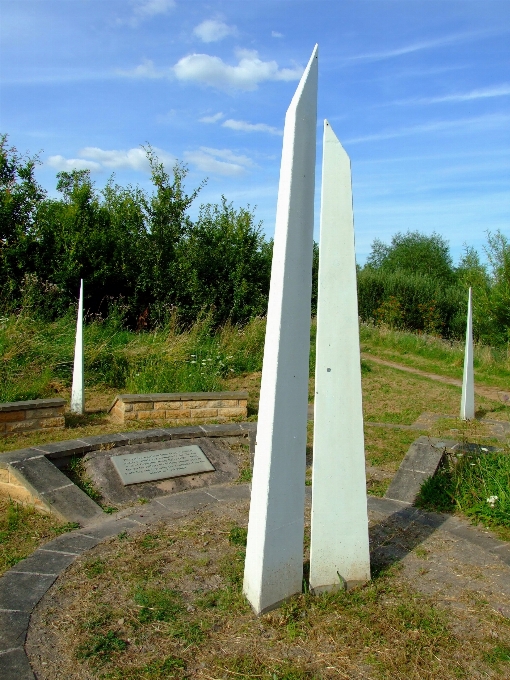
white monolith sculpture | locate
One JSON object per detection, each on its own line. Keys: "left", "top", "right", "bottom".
{"left": 309, "top": 121, "right": 370, "bottom": 592}
{"left": 70, "top": 279, "right": 84, "bottom": 415}
{"left": 243, "top": 45, "right": 318, "bottom": 615}
{"left": 460, "top": 287, "right": 474, "bottom": 420}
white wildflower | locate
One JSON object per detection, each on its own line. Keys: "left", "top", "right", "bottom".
{"left": 487, "top": 496, "right": 499, "bottom": 508}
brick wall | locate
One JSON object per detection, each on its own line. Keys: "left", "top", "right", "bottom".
{"left": 0, "top": 398, "right": 65, "bottom": 436}
{"left": 109, "top": 392, "right": 248, "bottom": 424}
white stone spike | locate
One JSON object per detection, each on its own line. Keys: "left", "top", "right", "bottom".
{"left": 70, "top": 279, "right": 85, "bottom": 415}
{"left": 460, "top": 287, "right": 475, "bottom": 420}
{"left": 243, "top": 45, "right": 318, "bottom": 615}
{"left": 309, "top": 121, "right": 371, "bottom": 593}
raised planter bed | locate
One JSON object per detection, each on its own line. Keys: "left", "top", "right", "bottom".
{"left": 108, "top": 391, "right": 249, "bottom": 424}
{"left": 0, "top": 398, "right": 65, "bottom": 437}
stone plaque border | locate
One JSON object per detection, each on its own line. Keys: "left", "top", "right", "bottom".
{"left": 111, "top": 444, "right": 215, "bottom": 486}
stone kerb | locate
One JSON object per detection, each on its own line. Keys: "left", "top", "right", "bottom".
{"left": 0, "top": 423, "right": 256, "bottom": 524}
{"left": 109, "top": 391, "right": 248, "bottom": 424}
{"left": 0, "top": 398, "right": 65, "bottom": 437}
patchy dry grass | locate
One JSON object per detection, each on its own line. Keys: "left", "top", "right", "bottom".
{"left": 27, "top": 509, "right": 510, "bottom": 679}
{"left": 364, "top": 428, "right": 421, "bottom": 471}
{"left": 0, "top": 498, "right": 78, "bottom": 575}
{"left": 361, "top": 362, "right": 499, "bottom": 425}
{"left": 360, "top": 323, "right": 510, "bottom": 390}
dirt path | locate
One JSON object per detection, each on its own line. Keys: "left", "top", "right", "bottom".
{"left": 361, "top": 352, "right": 509, "bottom": 403}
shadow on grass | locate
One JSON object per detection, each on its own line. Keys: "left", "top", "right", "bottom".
{"left": 64, "top": 412, "right": 109, "bottom": 429}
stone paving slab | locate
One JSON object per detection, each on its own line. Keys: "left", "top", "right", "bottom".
{"left": 9, "top": 549, "right": 78, "bottom": 576}
{"left": 384, "top": 436, "right": 452, "bottom": 504}
{"left": 0, "top": 610, "right": 31, "bottom": 648}
{"left": 2, "top": 485, "right": 510, "bottom": 679}
{"left": 0, "top": 647, "right": 35, "bottom": 680}
{"left": 0, "top": 572, "right": 57, "bottom": 612}
{"left": 2, "top": 424, "right": 510, "bottom": 679}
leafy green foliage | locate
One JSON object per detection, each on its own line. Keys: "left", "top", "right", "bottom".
{"left": 366, "top": 230, "right": 456, "bottom": 284}
{"left": 357, "top": 268, "right": 465, "bottom": 338}
{"left": 0, "top": 137, "right": 272, "bottom": 328}
{"left": 416, "top": 447, "right": 510, "bottom": 530}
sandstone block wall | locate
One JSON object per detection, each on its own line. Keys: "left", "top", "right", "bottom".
{"left": 0, "top": 398, "right": 65, "bottom": 436}
{"left": 109, "top": 392, "right": 249, "bottom": 424}
{"left": 0, "top": 465, "right": 48, "bottom": 511}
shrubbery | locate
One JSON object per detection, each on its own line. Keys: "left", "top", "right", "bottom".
{"left": 0, "top": 136, "right": 271, "bottom": 328}
{"left": 2, "top": 134, "right": 510, "bottom": 345}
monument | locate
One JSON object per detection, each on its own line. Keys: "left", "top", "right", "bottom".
{"left": 70, "top": 279, "right": 84, "bottom": 415}
{"left": 243, "top": 45, "right": 318, "bottom": 615}
{"left": 460, "top": 287, "right": 475, "bottom": 420}
{"left": 309, "top": 121, "right": 370, "bottom": 592}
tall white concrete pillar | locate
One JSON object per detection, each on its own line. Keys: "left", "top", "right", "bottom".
{"left": 71, "top": 279, "right": 84, "bottom": 415}
{"left": 243, "top": 45, "right": 318, "bottom": 615}
{"left": 460, "top": 287, "right": 475, "bottom": 420}
{"left": 309, "top": 121, "right": 370, "bottom": 593}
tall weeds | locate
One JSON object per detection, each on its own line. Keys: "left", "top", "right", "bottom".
{"left": 0, "top": 314, "right": 267, "bottom": 401}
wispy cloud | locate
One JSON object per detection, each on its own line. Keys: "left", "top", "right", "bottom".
{"left": 46, "top": 146, "right": 174, "bottom": 173}
{"left": 128, "top": 0, "right": 176, "bottom": 26}
{"left": 222, "top": 119, "right": 282, "bottom": 135}
{"left": 199, "top": 112, "right": 225, "bottom": 123}
{"left": 47, "top": 156, "right": 102, "bottom": 172}
{"left": 184, "top": 147, "right": 254, "bottom": 176}
{"left": 346, "top": 113, "right": 510, "bottom": 144}
{"left": 174, "top": 48, "right": 303, "bottom": 91}
{"left": 272, "top": 31, "right": 283, "bottom": 38}
{"left": 118, "top": 58, "right": 170, "bottom": 79}
{"left": 193, "top": 19, "right": 237, "bottom": 43}
{"left": 395, "top": 84, "right": 510, "bottom": 105}
{"left": 348, "top": 30, "right": 496, "bottom": 63}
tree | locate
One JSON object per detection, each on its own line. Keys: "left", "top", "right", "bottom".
{"left": 174, "top": 197, "right": 272, "bottom": 325}
{"left": 0, "top": 135, "right": 46, "bottom": 302}
{"left": 366, "top": 230, "right": 456, "bottom": 284}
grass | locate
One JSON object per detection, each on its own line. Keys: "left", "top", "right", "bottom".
{"left": 0, "top": 313, "right": 267, "bottom": 404}
{"left": 360, "top": 321, "right": 510, "bottom": 390}
{"left": 27, "top": 510, "right": 510, "bottom": 679}
{"left": 417, "top": 445, "right": 510, "bottom": 540}
{"left": 0, "top": 498, "right": 78, "bottom": 575}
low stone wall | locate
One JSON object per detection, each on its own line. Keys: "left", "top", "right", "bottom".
{"left": 0, "top": 464, "right": 49, "bottom": 511}
{"left": 0, "top": 398, "right": 65, "bottom": 436}
{"left": 0, "top": 423, "right": 256, "bottom": 522}
{"left": 109, "top": 392, "right": 249, "bottom": 424}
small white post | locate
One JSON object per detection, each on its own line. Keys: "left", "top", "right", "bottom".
{"left": 243, "top": 45, "right": 318, "bottom": 615}
{"left": 460, "top": 287, "right": 475, "bottom": 420}
{"left": 71, "top": 279, "right": 84, "bottom": 415}
{"left": 309, "top": 121, "right": 370, "bottom": 593}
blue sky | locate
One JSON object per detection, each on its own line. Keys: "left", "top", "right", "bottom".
{"left": 1, "top": 0, "right": 509, "bottom": 264}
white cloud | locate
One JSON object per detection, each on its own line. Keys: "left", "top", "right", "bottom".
{"left": 174, "top": 48, "right": 303, "bottom": 91}
{"left": 199, "top": 112, "right": 224, "bottom": 123}
{"left": 47, "top": 156, "right": 101, "bottom": 172}
{"left": 272, "top": 31, "right": 283, "bottom": 38}
{"left": 184, "top": 147, "right": 253, "bottom": 176}
{"left": 396, "top": 84, "right": 510, "bottom": 105}
{"left": 222, "top": 118, "right": 282, "bottom": 136}
{"left": 118, "top": 58, "right": 169, "bottom": 79}
{"left": 193, "top": 19, "right": 236, "bottom": 43}
{"left": 46, "top": 146, "right": 174, "bottom": 173}
{"left": 132, "top": 0, "right": 175, "bottom": 21}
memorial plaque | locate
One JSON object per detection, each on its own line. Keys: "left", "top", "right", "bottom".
{"left": 111, "top": 445, "right": 215, "bottom": 486}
